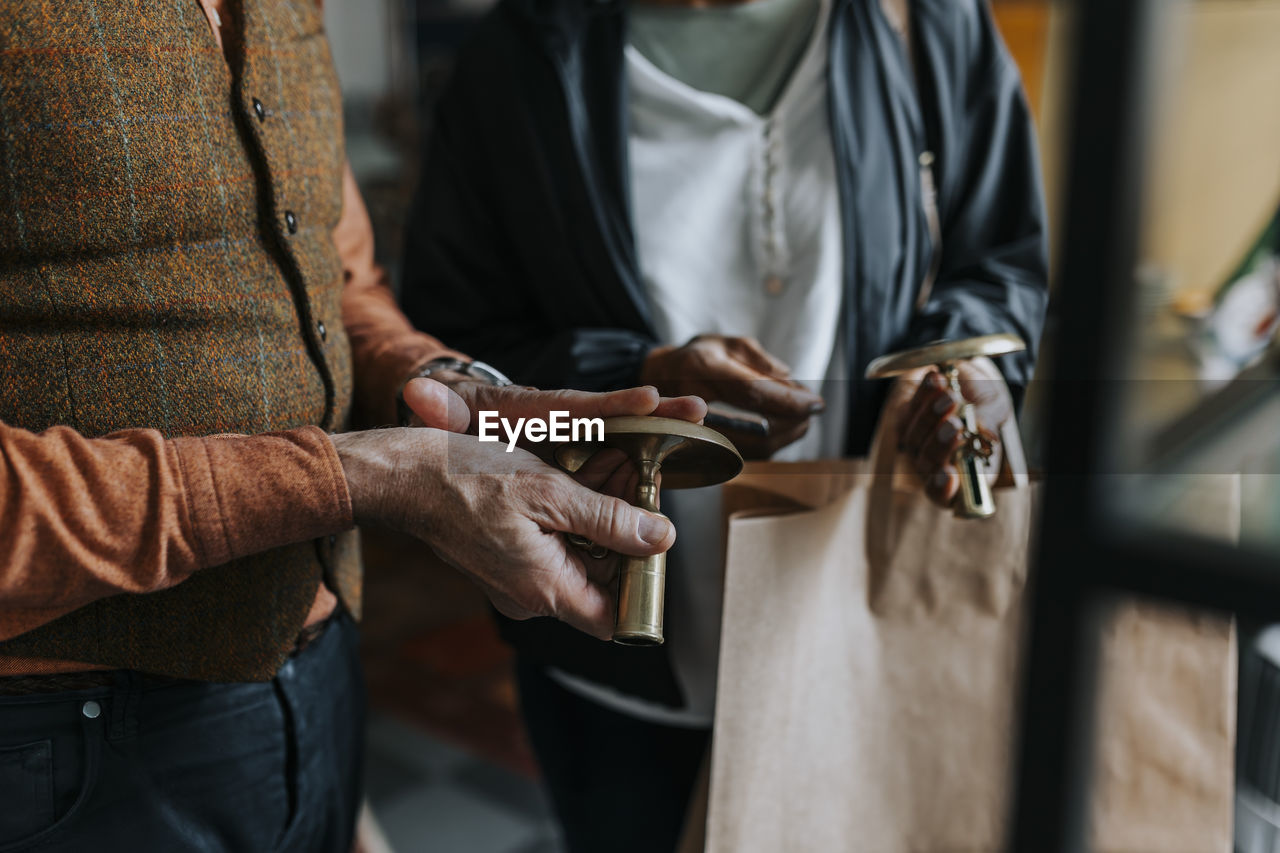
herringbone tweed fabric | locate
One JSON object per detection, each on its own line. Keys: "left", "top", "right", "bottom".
{"left": 0, "top": 0, "right": 361, "bottom": 681}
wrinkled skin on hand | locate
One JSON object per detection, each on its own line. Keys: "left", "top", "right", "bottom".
{"left": 402, "top": 375, "right": 707, "bottom": 503}
{"left": 336, "top": 374, "right": 708, "bottom": 638}
{"left": 333, "top": 427, "right": 678, "bottom": 640}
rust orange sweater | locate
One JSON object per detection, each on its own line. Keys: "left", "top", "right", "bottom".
{"left": 0, "top": 164, "right": 462, "bottom": 676}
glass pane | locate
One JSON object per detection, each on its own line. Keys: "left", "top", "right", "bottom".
{"left": 1113, "top": 0, "right": 1280, "bottom": 551}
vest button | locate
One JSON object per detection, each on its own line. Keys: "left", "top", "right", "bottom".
{"left": 82, "top": 700, "right": 101, "bottom": 719}
{"left": 285, "top": 210, "right": 297, "bottom": 233}
{"left": 317, "top": 320, "right": 327, "bottom": 341}
{"left": 253, "top": 98, "right": 266, "bottom": 122}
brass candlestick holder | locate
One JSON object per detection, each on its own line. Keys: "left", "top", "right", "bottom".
{"left": 555, "top": 416, "right": 743, "bottom": 645}
{"left": 865, "top": 333, "right": 1026, "bottom": 519}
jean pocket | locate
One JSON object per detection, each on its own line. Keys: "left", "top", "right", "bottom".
{"left": 0, "top": 709, "right": 102, "bottom": 852}
{"left": 0, "top": 741, "right": 54, "bottom": 843}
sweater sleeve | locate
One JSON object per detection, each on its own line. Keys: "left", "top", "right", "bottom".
{"left": 0, "top": 421, "right": 352, "bottom": 641}
{"left": 336, "top": 163, "right": 469, "bottom": 427}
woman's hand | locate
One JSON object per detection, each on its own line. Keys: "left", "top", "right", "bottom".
{"left": 891, "top": 356, "right": 1012, "bottom": 507}
{"left": 640, "top": 335, "right": 824, "bottom": 459}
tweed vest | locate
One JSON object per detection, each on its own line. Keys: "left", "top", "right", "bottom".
{"left": 0, "top": 0, "right": 361, "bottom": 681}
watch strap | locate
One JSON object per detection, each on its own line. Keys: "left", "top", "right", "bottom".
{"left": 396, "top": 357, "right": 514, "bottom": 426}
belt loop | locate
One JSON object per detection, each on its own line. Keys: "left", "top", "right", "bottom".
{"left": 108, "top": 671, "right": 140, "bottom": 742}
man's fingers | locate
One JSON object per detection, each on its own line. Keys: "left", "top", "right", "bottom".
{"left": 533, "top": 385, "right": 661, "bottom": 421}
{"left": 573, "top": 450, "right": 642, "bottom": 503}
{"left": 581, "top": 551, "right": 617, "bottom": 586}
{"left": 578, "top": 385, "right": 662, "bottom": 418}
{"left": 569, "top": 448, "right": 630, "bottom": 490}
{"left": 602, "top": 462, "right": 642, "bottom": 505}
{"left": 541, "top": 480, "right": 675, "bottom": 556}
{"left": 492, "top": 386, "right": 706, "bottom": 433}
{"left": 489, "top": 572, "right": 615, "bottom": 642}
{"left": 403, "top": 377, "right": 471, "bottom": 433}
{"left": 581, "top": 386, "right": 710, "bottom": 425}
{"left": 650, "top": 394, "right": 708, "bottom": 423}
{"left": 546, "top": 555, "right": 616, "bottom": 640}
{"left": 484, "top": 385, "right": 708, "bottom": 441}
{"left": 482, "top": 537, "right": 616, "bottom": 640}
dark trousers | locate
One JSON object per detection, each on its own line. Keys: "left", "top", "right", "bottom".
{"left": 516, "top": 659, "right": 710, "bottom": 853}
{"left": 0, "top": 613, "right": 365, "bottom": 853}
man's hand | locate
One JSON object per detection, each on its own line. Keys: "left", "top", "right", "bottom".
{"left": 890, "top": 356, "right": 1012, "bottom": 507}
{"left": 639, "top": 335, "right": 824, "bottom": 459}
{"left": 332, "top": 428, "right": 676, "bottom": 639}
{"left": 401, "top": 376, "right": 707, "bottom": 450}
{"left": 401, "top": 374, "right": 706, "bottom": 502}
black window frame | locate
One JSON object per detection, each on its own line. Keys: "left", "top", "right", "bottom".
{"left": 1010, "top": 0, "right": 1280, "bottom": 847}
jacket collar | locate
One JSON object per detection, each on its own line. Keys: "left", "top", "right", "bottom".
{"left": 514, "top": 0, "right": 654, "bottom": 331}
{"left": 505, "top": 0, "right": 922, "bottom": 351}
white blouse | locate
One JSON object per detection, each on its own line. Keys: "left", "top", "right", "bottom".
{"left": 551, "top": 0, "right": 849, "bottom": 727}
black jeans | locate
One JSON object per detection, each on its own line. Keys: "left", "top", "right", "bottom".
{"left": 0, "top": 612, "right": 365, "bottom": 852}
{"left": 516, "top": 659, "right": 710, "bottom": 853}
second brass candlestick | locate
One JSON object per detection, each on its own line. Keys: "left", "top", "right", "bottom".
{"left": 865, "top": 333, "right": 1026, "bottom": 519}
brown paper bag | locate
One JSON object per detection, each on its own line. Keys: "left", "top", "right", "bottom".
{"left": 701, "top": 425, "right": 1236, "bottom": 853}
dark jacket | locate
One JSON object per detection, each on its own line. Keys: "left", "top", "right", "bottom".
{"left": 402, "top": 0, "right": 1049, "bottom": 706}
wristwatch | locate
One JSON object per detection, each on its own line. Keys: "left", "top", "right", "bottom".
{"left": 396, "top": 357, "right": 514, "bottom": 426}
